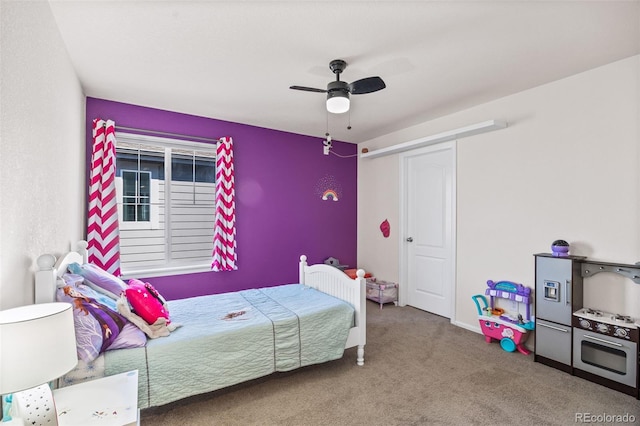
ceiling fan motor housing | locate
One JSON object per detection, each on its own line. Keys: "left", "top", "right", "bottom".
{"left": 326, "top": 80, "right": 350, "bottom": 113}
{"left": 327, "top": 80, "right": 350, "bottom": 96}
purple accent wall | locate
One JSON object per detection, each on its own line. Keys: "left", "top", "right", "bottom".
{"left": 86, "top": 98, "right": 357, "bottom": 300}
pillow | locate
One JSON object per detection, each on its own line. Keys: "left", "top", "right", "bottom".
{"left": 108, "top": 322, "right": 147, "bottom": 350}
{"left": 67, "top": 262, "right": 127, "bottom": 299}
{"left": 344, "top": 269, "right": 373, "bottom": 279}
{"left": 56, "top": 283, "right": 128, "bottom": 362}
{"left": 62, "top": 273, "right": 117, "bottom": 311}
{"left": 59, "top": 276, "right": 146, "bottom": 351}
{"left": 125, "top": 279, "right": 170, "bottom": 325}
{"left": 117, "top": 295, "right": 174, "bottom": 339}
{"left": 61, "top": 272, "right": 84, "bottom": 288}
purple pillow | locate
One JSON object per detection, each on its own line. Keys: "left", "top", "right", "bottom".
{"left": 68, "top": 263, "right": 127, "bottom": 299}
{"left": 56, "top": 283, "right": 128, "bottom": 362}
{"left": 62, "top": 273, "right": 117, "bottom": 311}
{"left": 108, "top": 323, "right": 147, "bottom": 350}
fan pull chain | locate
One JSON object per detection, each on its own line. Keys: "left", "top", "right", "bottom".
{"left": 326, "top": 108, "right": 329, "bottom": 137}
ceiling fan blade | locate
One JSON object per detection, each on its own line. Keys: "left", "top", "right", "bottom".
{"left": 289, "top": 85, "right": 327, "bottom": 93}
{"left": 349, "top": 76, "right": 386, "bottom": 95}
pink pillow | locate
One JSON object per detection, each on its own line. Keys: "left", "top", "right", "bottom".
{"left": 125, "top": 279, "right": 170, "bottom": 325}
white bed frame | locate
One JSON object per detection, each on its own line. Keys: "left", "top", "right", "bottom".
{"left": 299, "top": 255, "right": 367, "bottom": 365}
{"left": 36, "top": 241, "right": 367, "bottom": 366}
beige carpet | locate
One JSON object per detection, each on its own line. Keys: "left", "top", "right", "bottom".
{"left": 141, "top": 303, "right": 640, "bottom": 425}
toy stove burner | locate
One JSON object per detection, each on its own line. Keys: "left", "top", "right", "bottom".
{"left": 576, "top": 308, "right": 604, "bottom": 318}
{"left": 612, "top": 313, "right": 634, "bottom": 324}
{"left": 574, "top": 308, "right": 634, "bottom": 322}
{"left": 573, "top": 308, "right": 639, "bottom": 341}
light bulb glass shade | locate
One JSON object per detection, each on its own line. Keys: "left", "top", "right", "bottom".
{"left": 0, "top": 302, "right": 77, "bottom": 394}
{"left": 326, "top": 93, "right": 350, "bottom": 114}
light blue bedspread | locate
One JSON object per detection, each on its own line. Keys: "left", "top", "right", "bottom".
{"left": 104, "top": 284, "right": 354, "bottom": 408}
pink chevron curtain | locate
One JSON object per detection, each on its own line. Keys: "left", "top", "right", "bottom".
{"left": 87, "top": 118, "right": 121, "bottom": 276}
{"left": 211, "top": 137, "right": 237, "bottom": 271}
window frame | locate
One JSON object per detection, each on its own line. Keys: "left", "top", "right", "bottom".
{"left": 114, "top": 132, "right": 217, "bottom": 279}
{"left": 121, "top": 169, "right": 152, "bottom": 225}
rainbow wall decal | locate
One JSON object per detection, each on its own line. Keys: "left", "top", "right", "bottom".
{"left": 316, "top": 175, "right": 342, "bottom": 202}
{"left": 322, "top": 189, "right": 339, "bottom": 201}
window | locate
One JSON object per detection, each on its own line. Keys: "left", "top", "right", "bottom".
{"left": 121, "top": 170, "right": 151, "bottom": 222}
{"left": 114, "top": 132, "right": 216, "bottom": 278}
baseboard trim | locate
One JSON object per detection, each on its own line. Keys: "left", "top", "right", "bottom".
{"left": 453, "top": 320, "right": 482, "bottom": 334}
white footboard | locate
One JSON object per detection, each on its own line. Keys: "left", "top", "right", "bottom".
{"left": 299, "top": 255, "right": 366, "bottom": 366}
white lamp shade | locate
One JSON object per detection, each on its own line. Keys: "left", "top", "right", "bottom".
{"left": 326, "top": 95, "right": 350, "bottom": 114}
{"left": 0, "top": 302, "right": 77, "bottom": 394}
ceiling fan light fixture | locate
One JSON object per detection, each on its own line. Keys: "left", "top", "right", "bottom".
{"left": 326, "top": 91, "right": 350, "bottom": 114}
{"left": 291, "top": 59, "right": 384, "bottom": 114}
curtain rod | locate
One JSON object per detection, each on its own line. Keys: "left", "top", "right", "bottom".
{"left": 111, "top": 124, "right": 222, "bottom": 143}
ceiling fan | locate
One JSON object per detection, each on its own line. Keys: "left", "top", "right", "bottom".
{"left": 290, "top": 59, "right": 386, "bottom": 114}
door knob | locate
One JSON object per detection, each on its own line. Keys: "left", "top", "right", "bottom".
{"left": 406, "top": 237, "right": 413, "bottom": 242}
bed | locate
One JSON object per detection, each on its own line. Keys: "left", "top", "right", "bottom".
{"left": 35, "top": 241, "right": 366, "bottom": 409}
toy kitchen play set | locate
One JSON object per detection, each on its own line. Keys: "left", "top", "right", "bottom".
{"left": 534, "top": 240, "right": 640, "bottom": 398}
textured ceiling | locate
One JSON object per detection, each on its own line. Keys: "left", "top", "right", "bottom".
{"left": 48, "top": 0, "right": 640, "bottom": 143}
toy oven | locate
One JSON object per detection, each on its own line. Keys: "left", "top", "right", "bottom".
{"left": 572, "top": 328, "right": 638, "bottom": 389}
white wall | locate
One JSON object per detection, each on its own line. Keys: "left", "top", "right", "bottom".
{"left": 0, "top": 0, "right": 85, "bottom": 309}
{"left": 358, "top": 55, "right": 640, "bottom": 332}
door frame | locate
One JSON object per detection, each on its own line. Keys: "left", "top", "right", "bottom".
{"left": 398, "top": 141, "right": 457, "bottom": 323}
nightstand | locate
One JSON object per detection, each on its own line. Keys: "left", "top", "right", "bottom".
{"left": 53, "top": 370, "right": 139, "bottom": 426}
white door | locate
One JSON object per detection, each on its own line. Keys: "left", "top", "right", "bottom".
{"left": 401, "top": 143, "right": 455, "bottom": 318}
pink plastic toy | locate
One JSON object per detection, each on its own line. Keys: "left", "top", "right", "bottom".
{"left": 472, "top": 280, "right": 534, "bottom": 355}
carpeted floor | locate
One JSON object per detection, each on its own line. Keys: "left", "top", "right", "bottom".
{"left": 141, "top": 303, "right": 640, "bottom": 425}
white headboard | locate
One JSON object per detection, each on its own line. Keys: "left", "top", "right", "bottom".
{"left": 35, "top": 241, "right": 88, "bottom": 304}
